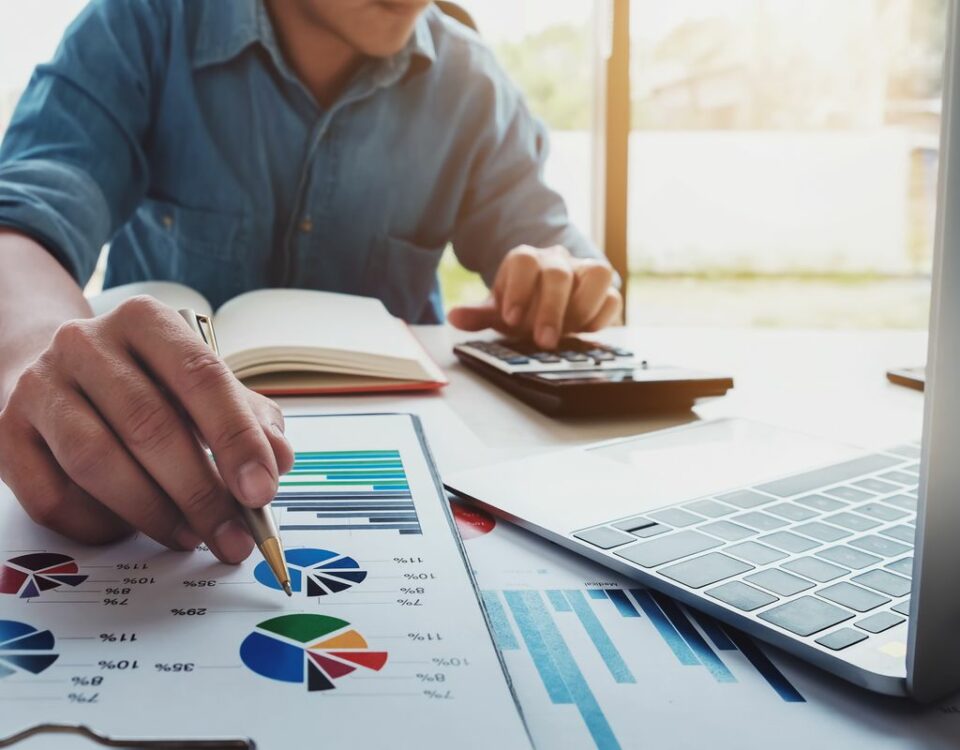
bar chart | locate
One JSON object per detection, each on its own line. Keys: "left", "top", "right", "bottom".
{"left": 275, "top": 450, "right": 422, "bottom": 535}
{"left": 483, "top": 587, "right": 804, "bottom": 750}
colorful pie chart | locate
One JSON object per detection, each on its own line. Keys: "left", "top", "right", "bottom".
{"left": 239, "top": 613, "right": 388, "bottom": 692}
{"left": 254, "top": 548, "right": 367, "bottom": 597}
{"left": 0, "top": 620, "right": 58, "bottom": 678}
{"left": 0, "top": 553, "right": 88, "bottom": 599}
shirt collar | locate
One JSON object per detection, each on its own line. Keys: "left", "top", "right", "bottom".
{"left": 192, "top": 0, "right": 437, "bottom": 83}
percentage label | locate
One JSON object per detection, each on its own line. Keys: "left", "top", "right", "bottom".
{"left": 122, "top": 577, "right": 154, "bottom": 585}
{"left": 71, "top": 676, "right": 103, "bottom": 687}
{"left": 423, "top": 689, "right": 453, "bottom": 700}
{"left": 397, "top": 598, "right": 422, "bottom": 607}
{"left": 432, "top": 657, "right": 467, "bottom": 668}
{"left": 102, "top": 598, "right": 128, "bottom": 607}
{"left": 408, "top": 632, "right": 442, "bottom": 642}
{"left": 104, "top": 587, "right": 131, "bottom": 596}
{"left": 403, "top": 573, "right": 435, "bottom": 581}
{"left": 182, "top": 580, "right": 216, "bottom": 588}
{"left": 393, "top": 557, "right": 424, "bottom": 565}
{"left": 68, "top": 693, "right": 99, "bottom": 704}
{"left": 400, "top": 587, "right": 424, "bottom": 595}
{"left": 415, "top": 673, "right": 446, "bottom": 683}
{"left": 115, "top": 563, "right": 148, "bottom": 570}
{"left": 155, "top": 662, "right": 195, "bottom": 673}
{"left": 170, "top": 608, "right": 207, "bottom": 616}
{"left": 99, "top": 633, "right": 137, "bottom": 643}
{"left": 98, "top": 660, "right": 138, "bottom": 671}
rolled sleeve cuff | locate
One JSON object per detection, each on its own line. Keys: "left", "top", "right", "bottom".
{"left": 0, "top": 159, "right": 110, "bottom": 285}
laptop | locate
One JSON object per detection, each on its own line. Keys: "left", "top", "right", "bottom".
{"left": 446, "top": 3, "right": 960, "bottom": 704}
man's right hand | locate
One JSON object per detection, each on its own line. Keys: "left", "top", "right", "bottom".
{"left": 0, "top": 295, "right": 294, "bottom": 563}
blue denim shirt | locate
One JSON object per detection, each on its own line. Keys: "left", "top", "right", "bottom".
{"left": 0, "top": 0, "right": 598, "bottom": 322}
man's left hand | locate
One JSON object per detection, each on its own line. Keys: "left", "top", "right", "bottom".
{"left": 447, "top": 245, "right": 623, "bottom": 349}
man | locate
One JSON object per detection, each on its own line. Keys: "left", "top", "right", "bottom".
{"left": 0, "top": 0, "right": 621, "bottom": 563}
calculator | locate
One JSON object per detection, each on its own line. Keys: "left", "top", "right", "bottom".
{"left": 453, "top": 337, "right": 734, "bottom": 416}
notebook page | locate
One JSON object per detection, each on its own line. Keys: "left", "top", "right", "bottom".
{"left": 213, "top": 289, "right": 428, "bottom": 369}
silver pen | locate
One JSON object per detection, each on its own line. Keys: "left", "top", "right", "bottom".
{"left": 177, "top": 308, "right": 291, "bottom": 596}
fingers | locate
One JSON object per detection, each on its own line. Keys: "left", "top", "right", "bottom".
{"left": 22, "top": 377, "right": 195, "bottom": 552}
{"left": 59, "top": 330, "right": 251, "bottom": 561}
{"left": 529, "top": 253, "right": 574, "bottom": 349}
{"left": 248, "top": 392, "right": 295, "bottom": 476}
{"left": 496, "top": 247, "right": 541, "bottom": 328}
{"left": 582, "top": 289, "right": 624, "bottom": 332}
{"left": 565, "top": 262, "right": 615, "bottom": 331}
{"left": 447, "top": 301, "right": 503, "bottom": 332}
{"left": 0, "top": 415, "right": 129, "bottom": 545}
{"left": 108, "top": 297, "right": 280, "bottom": 509}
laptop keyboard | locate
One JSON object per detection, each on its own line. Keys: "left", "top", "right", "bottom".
{"left": 573, "top": 444, "right": 919, "bottom": 651}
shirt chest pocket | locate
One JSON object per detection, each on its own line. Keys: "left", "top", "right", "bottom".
{"left": 366, "top": 235, "right": 445, "bottom": 322}
{"left": 138, "top": 198, "right": 257, "bottom": 306}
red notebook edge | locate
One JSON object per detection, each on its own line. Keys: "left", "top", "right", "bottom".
{"left": 252, "top": 379, "right": 447, "bottom": 397}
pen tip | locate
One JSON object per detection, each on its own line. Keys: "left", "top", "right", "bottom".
{"left": 282, "top": 581, "right": 293, "bottom": 597}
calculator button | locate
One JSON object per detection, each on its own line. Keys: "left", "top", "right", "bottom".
{"left": 503, "top": 356, "right": 530, "bottom": 365}
{"left": 558, "top": 351, "right": 591, "bottom": 362}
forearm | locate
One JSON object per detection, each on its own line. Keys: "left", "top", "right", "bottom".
{"left": 0, "top": 229, "right": 92, "bottom": 405}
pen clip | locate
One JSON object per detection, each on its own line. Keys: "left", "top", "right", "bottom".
{"left": 178, "top": 309, "right": 220, "bottom": 356}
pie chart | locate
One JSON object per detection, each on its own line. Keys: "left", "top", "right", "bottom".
{"left": 239, "top": 614, "right": 388, "bottom": 692}
{"left": 0, "top": 620, "right": 59, "bottom": 678}
{"left": 0, "top": 553, "right": 88, "bottom": 599}
{"left": 253, "top": 548, "right": 367, "bottom": 597}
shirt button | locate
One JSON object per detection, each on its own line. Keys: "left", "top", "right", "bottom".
{"left": 299, "top": 218, "right": 313, "bottom": 233}
{"left": 162, "top": 214, "right": 174, "bottom": 229}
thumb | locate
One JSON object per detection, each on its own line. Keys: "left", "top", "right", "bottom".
{"left": 448, "top": 301, "right": 502, "bottom": 331}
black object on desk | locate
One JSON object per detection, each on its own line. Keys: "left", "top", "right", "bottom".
{"left": 453, "top": 337, "right": 734, "bottom": 416}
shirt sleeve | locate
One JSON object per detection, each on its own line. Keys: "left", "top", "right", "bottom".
{"left": 0, "top": 0, "right": 165, "bottom": 285}
{"left": 449, "top": 49, "right": 604, "bottom": 288}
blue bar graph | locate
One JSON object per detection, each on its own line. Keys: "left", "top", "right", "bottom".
{"left": 689, "top": 610, "right": 738, "bottom": 651}
{"left": 482, "top": 591, "right": 520, "bottom": 650}
{"left": 548, "top": 590, "right": 572, "bottom": 612}
{"left": 503, "top": 592, "right": 573, "bottom": 705}
{"left": 563, "top": 591, "right": 635, "bottom": 684}
{"left": 629, "top": 589, "right": 701, "bottom": 665}
{"left": 721, "top": 625, "right": 806, "bottom": 703}
{"left": 650, "top": 592, "right": 736, "bottom": 683}
{"left": 505, "top": 591, "right": 620, "bottom": 750}
{"left": 603, "top": 590, "right": 641, "bottom": 619}
{"left": 275, "top": 450, "right": 421, "bottom": 534}
{"left": 588, "top": 589, "right": 608, "bottom": 600}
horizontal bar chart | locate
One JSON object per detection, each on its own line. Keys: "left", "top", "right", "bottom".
{"left": 276, "top": 450, "right": 421, "bottom": 535}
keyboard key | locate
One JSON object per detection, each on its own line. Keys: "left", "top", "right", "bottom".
{"left": 706, "top": 581, "right": 777, "bottom": 612}
{"left": 613, "top": 530, "right": 722, "bottom": 568}
{"left": 612, "top": 515, "right": 655, "bottom": 532}
{"left": 818, "top": 582, "right": 890, "bottom": 612}
{"left": 853, "top": 478, "right": 900, "bottom": 494}
{"left": 684, "top": 499, "right": 736, "bottom": 518}
{"left": 885, "top": 557, "right": 913, "bottom": 577}
{"left": 795, "top": 494, "right": 846, "bottom": 512}
{"left": 725, "top": 541, "right": 787, "bottom": 565}
{"left": 504, "top": 356, "right": 530, "bottom": 365}
{"left": 782, "top": 557, "right": 849, "bottom": 582}
{"left": 745, "top": 568, "right": 815, "bottom": 597}
{"left": 879, "top": 471, "right": 918, "bottom": 486}
{"left": 855, "top": 503, "right": 909, "bottom": 522}
{"left": 766, "top": 502, "right": 818, "bottom": 521}
{"left": 759, "top": 531, "right": 820, "bottom": 553}
{"left": 824, "top": 512, "right": 880, "bottom": 532}
{"left": 659, "top": 552, "right": 753, "bottom": 589}
{"left": 892, "top": 599, "right": 911, "bottom": 616}
{"left": 888, "top": 444, "right": 921, "bottom": 459}
{"left": 884, "top": 494, "right": 917, "bottom": 511}
{"left": 824, "top": 486, "right": 874, "bottom": 503}
{"left": 716, "top": 490, "right": 772, "bottom": 509}
{"left": 755, "top": 454, "right": 902, "bottom": 498}
{"left": 816, "top": 628, "right": 868, "bottom": 651}
{"left": 731, "top": 511, "right": 788, "bottom": 532}
{"left": 794, "top": 522, "right": 852, "bottom": 542}
{"left": 758, "top": 596, "right": 854, "bottom": 636}
{"left": 852, "top": 569, "right": 911, "bottom": 597}
{"left": 699, "top": 520, "right": 754, "bottom": 541}
{"left": 850, "top": 535, "right": 910, "bottom": 558}
{"left": 648, "top": 507, "right": 704, "bottom": 528}
{"left": 815, "top": 546, "right": 881, "bottom": 570}
{"left": 879, "top": 525, "right": 915, "bottom": 544}
{"left": 901, "top": 463, "right": 920, "bottom": 475}
{"left": 574, "top": 526, "right": 636, "bottom": 549}
{"left": 856, "top": 611, "right": 905, "bottom": 633}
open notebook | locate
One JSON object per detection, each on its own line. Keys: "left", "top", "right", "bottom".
{"left": 90, "top": 282, "right": 447, "bottom": 395}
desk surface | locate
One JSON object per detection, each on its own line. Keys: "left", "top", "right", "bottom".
{"left": 282, "top": 324, "right": 928, "bottom": 463}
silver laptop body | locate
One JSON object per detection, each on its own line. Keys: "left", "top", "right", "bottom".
{"left": 446, "top": 0, "right": 960, "bottom": 702}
